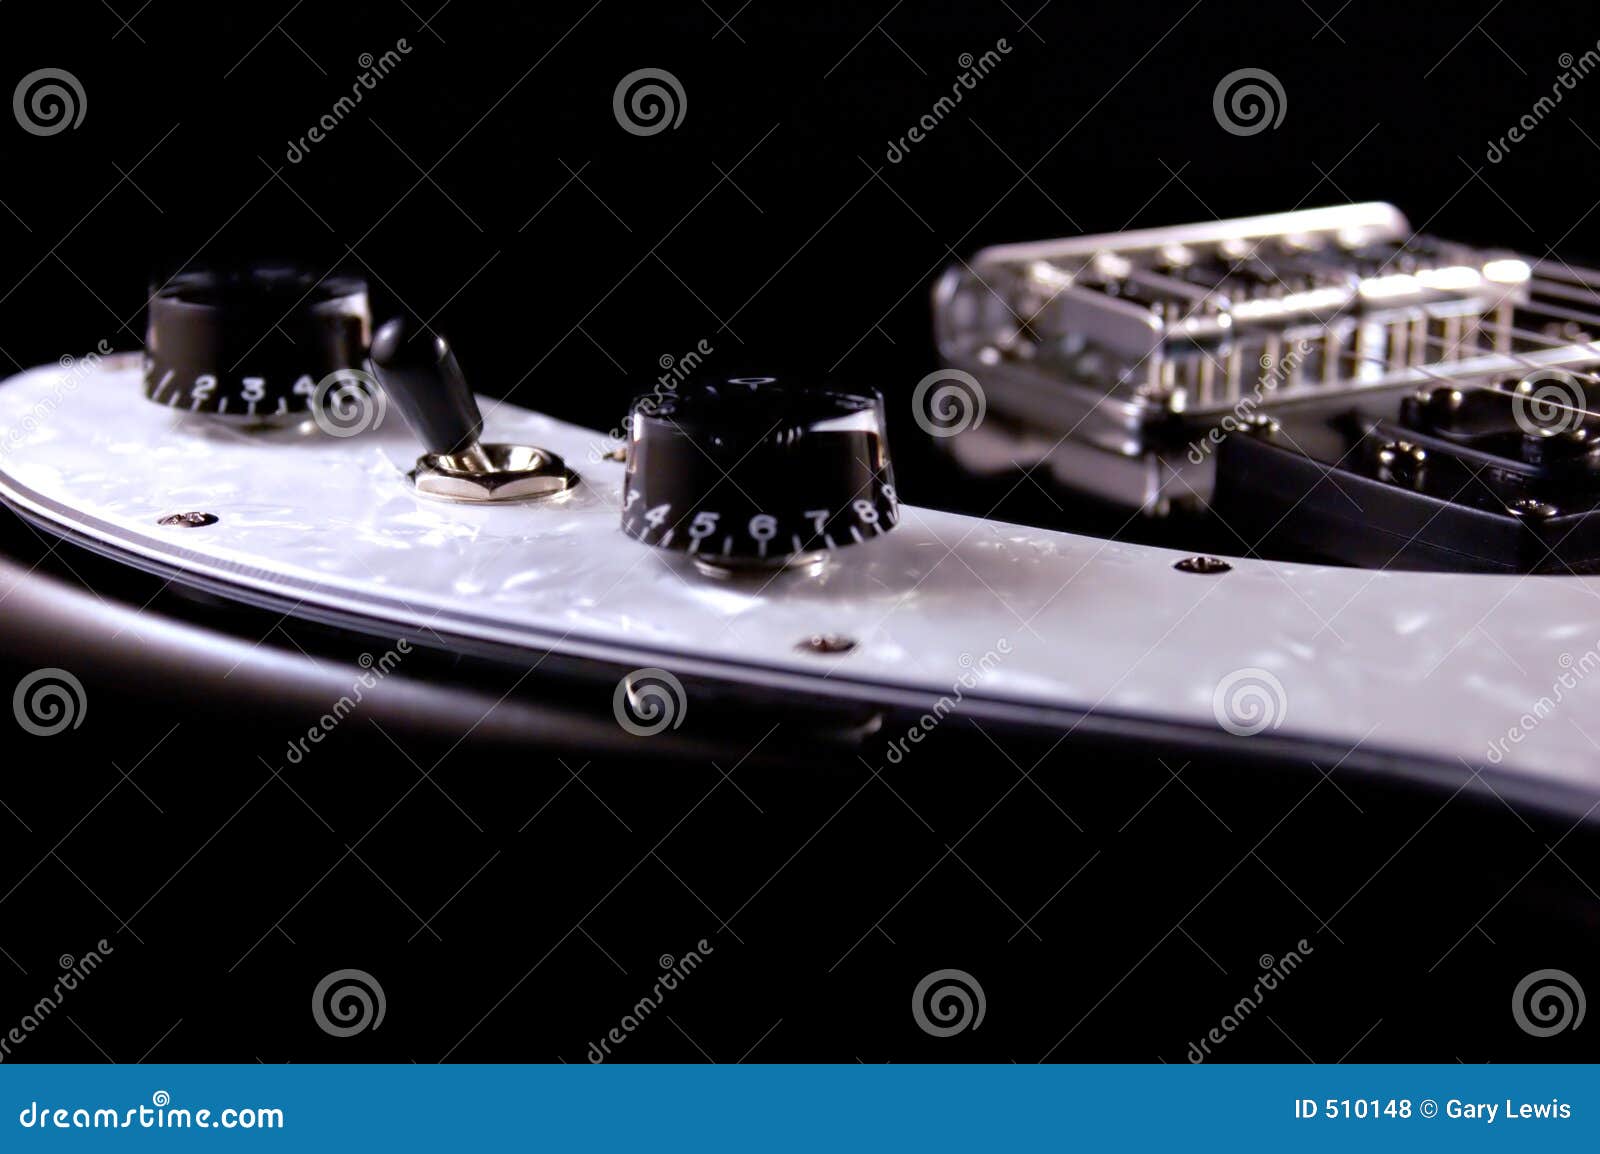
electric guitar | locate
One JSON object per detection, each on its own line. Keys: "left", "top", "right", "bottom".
{"left": 3, "top": 203, "right": 1598, "bottom": 1063}
{"left": 4, "top": 204, "right": 1599, "bottom": 812}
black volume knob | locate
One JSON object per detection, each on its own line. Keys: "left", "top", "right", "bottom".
{"left": 621, "top": 376, "right": 899, "bottom": 571}
{"left": 143, "top": 266, "right": 371, "bottom": 423}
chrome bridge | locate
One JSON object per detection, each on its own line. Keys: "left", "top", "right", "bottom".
{"left": 935, "top": 202, "right": 1600, "bottom": 573}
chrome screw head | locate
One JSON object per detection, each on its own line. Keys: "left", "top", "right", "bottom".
{"left": 157, "top": 511, "right": 218, "bottom": 527}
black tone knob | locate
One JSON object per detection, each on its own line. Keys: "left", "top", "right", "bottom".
{"left": 369, "top": 316, "right": 484, "bottom": 458}
{"left": 621, "top": 376, "right": 899, "bottom": 569}
{"left": 143, "top": 266, "right": 370, "bottom": 423}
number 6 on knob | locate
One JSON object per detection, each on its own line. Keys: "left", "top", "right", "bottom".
{"left": 620, "top": 376, "right": 899, "bottom": 577}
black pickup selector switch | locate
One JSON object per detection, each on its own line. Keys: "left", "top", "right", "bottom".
{"left": 368, "top": 316, "right": 579, "bottom": 503}
{"left": 144, "top": 266, "right": 371, "bottom": 423}
{"left": 621, "top": 376, "right": 899, "bottom": 575}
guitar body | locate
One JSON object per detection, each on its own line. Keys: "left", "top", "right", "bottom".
{"left": 1, "top": 340, "right": 1596, "bottom": 1062}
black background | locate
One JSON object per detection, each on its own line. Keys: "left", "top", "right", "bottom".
{"left": 3, "top": 0, "right": 1600, "bottom": 482}
{"left": 1, "top": 0, "right": 1599, "bottom": 1066}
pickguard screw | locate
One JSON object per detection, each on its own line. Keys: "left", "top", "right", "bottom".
{"left": 157, "top": 512, "right": 218, "bottom": 527}
{"left": 796, "top": 634, "right": 857, "bottom": 655}
{"left": 1174, "top": 555, "right": 1231, "bottom": 574}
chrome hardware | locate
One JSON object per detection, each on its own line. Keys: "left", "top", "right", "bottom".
{"left": 157, "top": 511, "right": 219, "bottom": 527}
{"left": 795, "top": 633, "right": 859, "bottom": 655}
{"left": 409, "top": 443, "right": 579, "bottom": 504}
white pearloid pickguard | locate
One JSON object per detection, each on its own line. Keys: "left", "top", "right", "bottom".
{"left": 2, "top": 357, "right": 1598, "bottom": 806}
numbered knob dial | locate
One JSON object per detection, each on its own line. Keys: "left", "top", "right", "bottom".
{"left": 143, "top": 266, "right": 370, "bottom": 423}
{"left": 621, "top": 376, "right": 898, "bottom": 568}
